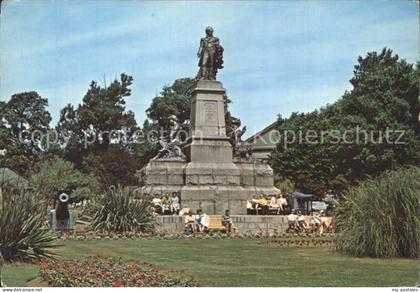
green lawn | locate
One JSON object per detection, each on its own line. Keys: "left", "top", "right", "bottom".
{"left": 3, "top": 238, "right": 419, "bottom": 287}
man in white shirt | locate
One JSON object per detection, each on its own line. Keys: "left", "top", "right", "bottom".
{"left": 287, "top": 210, "right": 298, "bottom": 232}
{"left": 152, "top": 194, "right": 162, "bottom": 214}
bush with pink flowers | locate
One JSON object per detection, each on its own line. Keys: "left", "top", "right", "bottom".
{"left": 39, "top": 255, "right": 197, "bottom": 287}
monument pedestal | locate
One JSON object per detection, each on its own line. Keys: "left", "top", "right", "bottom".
{"left": 139, "top": 80, "right": 280, "bottom": 214}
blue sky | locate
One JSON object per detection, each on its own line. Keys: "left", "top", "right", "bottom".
{"left": 0, "top": 0, "right": 418, "bottom": 136}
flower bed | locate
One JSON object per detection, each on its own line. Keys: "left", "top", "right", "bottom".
{"left": 39, "top": 256, "right": 197, "bottom": 287}
{"left": 266, "top": 235, "right": 335, "bottom": 247}
{"left": 58, "top": 230, "right": 335, "bottom": 241}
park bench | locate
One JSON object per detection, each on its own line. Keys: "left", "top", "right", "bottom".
{"left": 207, "top": 215, "right": 237, "bottom": 233}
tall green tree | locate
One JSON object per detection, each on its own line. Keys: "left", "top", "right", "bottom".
{"left": 146, "top": 78, "right": 195, "bottom": 130}
{"left": 56, "top": 74, "right": 140, "bottom": 189}
{"left": 271, "top": 48, "right": 420, "bottom": 195}
{"left": 0, "top": 92, "right": 52, "bottom": 175}
{"left": 336, "top": 49, "right": 420, "bottom": 180}
{"left": 57, "top": 73, "right": 138, "bottom": 156}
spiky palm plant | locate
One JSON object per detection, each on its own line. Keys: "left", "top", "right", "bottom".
{"left": 89, "top": 186, "right": 156, "bottom": 233}
{"left": 0, "top": 185, "right": 57, "bottom": 262}
{"left": 335, "top": 166, "right": 420, "bottom": 258}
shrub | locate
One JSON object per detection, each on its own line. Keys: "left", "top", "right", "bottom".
{"left": 0, "top": 185, "right": 57, "bottom": 262}
{"left": 39, "top": 256, "right": 197, "bottom": 287}
{"left": 30, "top": 156, "right": 100, "bottom": 205}
{"left": 88, "top": 185, "right": 156, "bottom": 233}
{"left": 334, "top": 166, "right": 420, "bottom": 258}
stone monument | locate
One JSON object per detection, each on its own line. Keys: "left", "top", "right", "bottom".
{"left": 140, "top": 27, "right": 280, "bottom": 214}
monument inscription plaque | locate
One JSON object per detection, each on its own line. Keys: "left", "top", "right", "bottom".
{"left": 204, "top": 102, "right": 217, "bottom": 125}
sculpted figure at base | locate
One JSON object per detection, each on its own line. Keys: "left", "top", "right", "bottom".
{"left": 196, "top": 26, "right": 224, "bottom": 80}
{"left": 153, "top": 115, "right": 186, "bottom": 160}
{"left": 229, "top": 118, "right": 253, "bottom": 161}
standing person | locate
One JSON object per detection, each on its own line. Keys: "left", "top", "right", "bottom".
{"left": 170, "top": 192, "right": 180, "bottom": 215}
{"left": 222, "top": 209, "right": 234, "bottom": 234}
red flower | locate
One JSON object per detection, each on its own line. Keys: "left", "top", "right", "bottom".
{"left": 112, "top": 278, "right": 123, "bottom": 287}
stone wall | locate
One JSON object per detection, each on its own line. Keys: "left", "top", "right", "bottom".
{"left": 155, "top": 215, "right": 288, "bottom": 234}
{"left": 155, "top": 216, "right": 185, "bottom": 234}
{"left": 232, "top": 215, "right": 288, "bottom": 234}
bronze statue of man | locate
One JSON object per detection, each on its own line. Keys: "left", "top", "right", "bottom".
{"left": 196, "top": 26, "right": 224, "bottom": 80}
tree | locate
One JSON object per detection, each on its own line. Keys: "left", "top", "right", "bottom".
{"left": 57, "top": 74, "right": 138, "bottom": 160}
{"left": 271, "top": 48, "right": 420, "bottom": 195}
{"left": 85, "top": 145, "right": 141, "bottom": 189}
{"left": 30, "top": 156, "right": 100, "bottom": 206}
{"left": 0, "top": 92, "right": 52, "bottom": 175}
{"left": 337, "top": 49, "right": 420, "bottom": 180}
{"left": 55, "top": 74, "right": 140, "bottom": 189}
{"left": 271, "top": 112, "right": 335, "bottom": 195}
{"left": 131, "top": 119, "right": 160, "bottom": 170}
{"left": 146, "top": 78, "right": 195, "bottom": 130}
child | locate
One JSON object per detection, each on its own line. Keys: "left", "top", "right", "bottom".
{"left": 184, "top": 211, "right": 196, "bottom": 234}
{"left": 195, "top": 209, "right": 204, "bottom": 232}
{"left": 222, "top": 209, "right": 233, "bottom": 234}
{"left": 297, "top": 211, "right": 308, "bottom": 231}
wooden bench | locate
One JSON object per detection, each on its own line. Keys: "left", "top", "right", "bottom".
{"left": 207, "top": 215, "right": 237, "bottom": 233}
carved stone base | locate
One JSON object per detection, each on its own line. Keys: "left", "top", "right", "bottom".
{"left": 181, "top": 185, "right": 280, "bottom": 215}
{"left": 139, "top": 159, "right": 280, "bottom": 214}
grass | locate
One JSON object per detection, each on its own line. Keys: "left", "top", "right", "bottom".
{"left": 3, "top": 238, "right": 419, "bottom": 287}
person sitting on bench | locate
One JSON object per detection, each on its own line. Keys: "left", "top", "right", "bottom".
{"left": 246, "top": 200, "right": 253, "bottom": 214}
{"left": 250, "top": 195, "right": 259, "bottom": 214}
{"left": 152, "top": 194, "right": 162, "bottom": 214}
{"left": 310, "top": 212, "right": 322, "bottom": 233}
{"left": 195, "top": 209, "right": 204, "bottom": 232}
{"left": 297, "top": 211, "right": 308, "bottom": 231}
{"left": 222, "top": 209, "right": 234, "bottom": 234}
{"left": 201, "top": 211, "right": 210, "bottom": 230}
{"left": 269, "top": 195, "right": 279, "bottom": 214}
{"left": 277, "top": 194, "right": 287, "bottom": 214}
{"left": 185, "top": 211, "right": 196, "bottom": 234}
{"left": 256, "top": 194, "right": 269, "bottom": 215}
{"left": 287, "top": 209, "right": 298, "bottom": 232}
{"left": 171, "top": 192, "right": 180, "bottom": 214}
{"left": 161, "top": 194, "right": 171, "bottom": 214}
